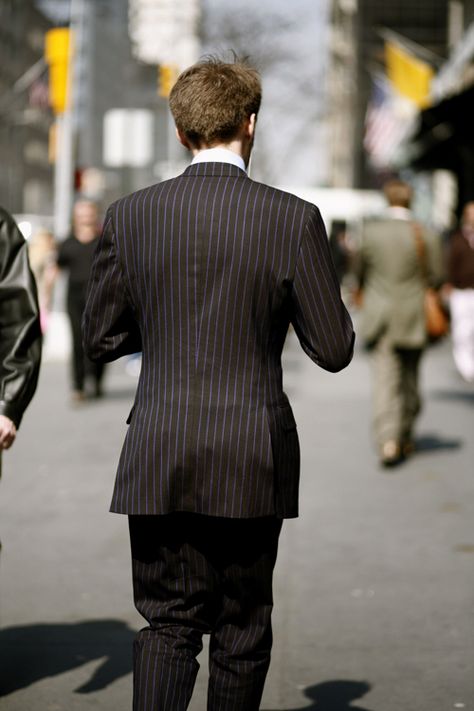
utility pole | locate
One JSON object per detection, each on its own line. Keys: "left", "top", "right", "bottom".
{"left": 53, "top": 105, "right": 74, "bottom": 239}
{"left": 46, "top": 0, "right": 85, "bottom": 240}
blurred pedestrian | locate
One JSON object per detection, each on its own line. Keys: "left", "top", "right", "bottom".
{"left": 354, "top": 179, "right": 444, "bottom": 466}
{"left": 56, "top": 199, "right": 105, "bottom": 402}
{"left": 28, "top": 227, "right": 56, "bottom": 333}
{"left": 329, "top": 219, "right": 350, "bottom": 284}
{"left": 0, "top": 207, "right": 41, "bottom": 539}
{"left": 83, "top": 56, "right": 354, "bottom": 711}
{"left": 446, "top": 201, "right": 474, "bottom": 382}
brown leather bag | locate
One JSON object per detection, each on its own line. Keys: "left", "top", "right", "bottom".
{"left": 424, "top": 286, "right": 449, "bottom": 339}
{"left": 412, "top": 223, "right": 449, "bottom": 340}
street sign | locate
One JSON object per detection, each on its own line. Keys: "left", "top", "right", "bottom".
{"left": 103, "top": 109, "right": 154, "bottom": 167}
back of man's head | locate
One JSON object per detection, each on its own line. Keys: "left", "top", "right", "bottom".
{"left": 383, "top": 179, "right": 413, "bottom": 209}
{"left": 169, "top": 56, "right": 261, "bottom": 148}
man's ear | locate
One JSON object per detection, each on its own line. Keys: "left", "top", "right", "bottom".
{"left": 247, "top": 113, "right": 256, "bottom": 139}
{"left": 176, "top": 128, "right": 191, "bottom": 150}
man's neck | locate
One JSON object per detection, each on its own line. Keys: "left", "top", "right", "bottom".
{"left": 191, "top": 138, "right": 243, "bottom": 157}
{"left": 190, "top": 146, "right": 247, "bottom": 172}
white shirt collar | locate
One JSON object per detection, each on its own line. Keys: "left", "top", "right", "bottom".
{"left": 386, "top": 206, "right": 412, "bottom": 220}
{"left": 191, "top": 147, "right": 246, "bottom": 173}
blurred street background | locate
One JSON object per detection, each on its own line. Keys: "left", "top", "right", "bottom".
{"left": 1, "top": 0, "right": 474, "bottom": 708}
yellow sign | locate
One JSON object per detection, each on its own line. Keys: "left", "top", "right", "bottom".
{"left": 158, "top": 64, "right": 179, "bottom": 98}
{"left": 45, "top": 28, "right": 72, "bottom": 114}
{"left": 385, "top": 41, "right": 434, "bottom": 109}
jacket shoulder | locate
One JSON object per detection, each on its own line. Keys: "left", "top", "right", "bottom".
{"left": 245, "top": 180, "right": 319, "bottom": 218}
{"left": 108, "top": 178, "right": 319, "bottom": 224}
{"left": 106, "top": 180, "right": 173, "bottom": 220}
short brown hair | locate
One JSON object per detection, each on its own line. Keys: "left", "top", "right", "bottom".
{"left": 383, "top": 179, "right": 413, "bottom": 208}
{"left": 169, "top": 56, "right": 261, "bottom": 147}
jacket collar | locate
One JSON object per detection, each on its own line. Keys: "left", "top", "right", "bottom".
{"left": 182, "top": 162, "right": 248, "bottom": 179}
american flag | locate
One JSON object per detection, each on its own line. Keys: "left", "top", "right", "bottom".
{"left": 364, "top": 73, "right": 416, "bottom": 169}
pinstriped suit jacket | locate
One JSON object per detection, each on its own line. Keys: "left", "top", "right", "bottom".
{"left": 83, "top": 162, "right": 354, "bottom": 518}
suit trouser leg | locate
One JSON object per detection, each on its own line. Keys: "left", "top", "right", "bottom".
{"left": 399, "top": 347, "right": 422, "bottom": 445}
{"left": 128, "top": 514, "right": 282, "bottom": 711}
{"left": 372, "top": 335, "right": 422, "bottom": 450}
{"left": 129, "top": 515, "right": 205, "bottom": 711}
{"left": 372, "top": 334, "right": 403, "bottom": 449}
{"left": 207, "top": 518, "right": 281, "bottom": 711}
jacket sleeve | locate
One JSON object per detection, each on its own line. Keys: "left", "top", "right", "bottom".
{"left": 82, "top": 208, "right": 141, "bottom": 363}
{"left": 0, "top": 209, "right": 42, "bottom": 428}
{"left": 291, "top": 205, "right": 355, "bottom": 372}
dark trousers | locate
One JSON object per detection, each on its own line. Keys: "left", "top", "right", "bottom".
{"left": 128, "top": 513, "right": 282, "bottom": 711}
{"left": 67, "top": 287, "right": 104, "bottom": 392}
{"left": 372, "top": 333, "right": 422, "bottom": 448}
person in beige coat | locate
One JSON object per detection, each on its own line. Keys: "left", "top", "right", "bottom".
{"left": 355, "top": 179, "right": 444, "bottom": 466}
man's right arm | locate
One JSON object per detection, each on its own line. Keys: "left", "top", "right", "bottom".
{"left": 82, "top": 207, "right": 141, "bottom": 363}
{"left": 291, "top": 205, "right": 355, "bottom": 372}
{"left": 0, "top": 208, "right": 42, "bottom": 431}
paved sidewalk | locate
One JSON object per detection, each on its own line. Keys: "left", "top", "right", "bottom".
{"left": 0, "top": 332, "right": 473, "bottom": 710}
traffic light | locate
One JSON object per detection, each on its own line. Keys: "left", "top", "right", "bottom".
{"left": 158, "top": 64, "right": 179, "bottom": 98}
{"left": 45, "top": 28, "right": 71, "bottom": 114}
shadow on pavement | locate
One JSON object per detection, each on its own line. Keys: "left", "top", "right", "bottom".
{"left": 415, "top": 433, "right": 462, "bottom": 452}
{"left": 430, "top": 388, "right": 474, "bottom": 405}
{"left": 262, "top": 679, "right": 375, "bottom": 710}
{"left": 0, "top": 619, "right": 135, "bottom": 696}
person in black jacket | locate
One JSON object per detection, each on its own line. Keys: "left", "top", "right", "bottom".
{"left": 0, "top": 207, "right": 41, "bottom": 475}
{"left": 57, "top": 199, "right": 105, "bottom": 401}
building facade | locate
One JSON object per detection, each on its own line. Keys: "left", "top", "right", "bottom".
{"left": 0, "top": 0, "right": 53, "bottom": 214}
{"left": 327, "top": 0, "right": 450, "bottom": 189}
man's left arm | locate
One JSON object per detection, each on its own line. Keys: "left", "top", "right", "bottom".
{"left": 0, "top": 210, "right": 42, "bottom": 435}
{"left": 82, "top": 208, "right": 141, "bottom": 364}
{"left": 291, "top": 205, "right": 355, "bottom": 372}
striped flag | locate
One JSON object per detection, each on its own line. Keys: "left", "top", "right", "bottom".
{"left": 364, "top": 73, "right": 416, "bottom": 169}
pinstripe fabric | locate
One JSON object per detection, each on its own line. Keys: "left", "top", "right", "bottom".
{"left": 129, "top": 513, "right": 281, "bottom": 711}
{"left": 83, "top": 162, "right": 354, "bottom": 518}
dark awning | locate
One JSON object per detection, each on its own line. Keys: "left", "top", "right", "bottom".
{"left": 407, "top": 84, "right": 474, "bottom": 170}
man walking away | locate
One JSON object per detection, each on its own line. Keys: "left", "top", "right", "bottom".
{"left": 355, "top": 179, "right": 444, "bottom": 466}
{"left": 83, "top": 57, "right": 354, "bottom": 710}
